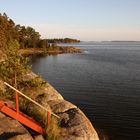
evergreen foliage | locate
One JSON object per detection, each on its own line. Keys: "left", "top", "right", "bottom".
{"left": 0, "top": 39, "right": 30, "bottom": 86}
{"left": 0, "top": 12, "right": 80, "bottom": 88}
{"left": 48, "top": 38, "right": 80, "bottom": 43}
{"left": 0, "top": 13, "right": 30, "bottom": 87}
{"left": 0, "top": 13, "right": 80, "bottom": 50}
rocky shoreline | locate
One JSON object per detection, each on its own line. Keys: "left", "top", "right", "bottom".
{"left": 0, "top": 45, "right": 100, "bottom": 139}
{"left": 19, "top": 46, "right": 82, "bottom": 56}
{"left": 0, "top": 72, "right": 99, "bottom": 140}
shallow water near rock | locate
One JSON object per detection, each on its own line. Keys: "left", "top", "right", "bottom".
{"left": 30, "top": 42, "right": 140, "bottom": 140}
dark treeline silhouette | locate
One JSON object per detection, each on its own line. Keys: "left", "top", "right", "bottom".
{"left": 47, "top": 38, "right": 80, "bottom": 44}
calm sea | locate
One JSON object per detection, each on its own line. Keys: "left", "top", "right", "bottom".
{"left": 31, "top": 42, "right": 140, "bottom": 140}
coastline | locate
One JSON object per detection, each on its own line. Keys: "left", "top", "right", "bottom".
{"left": 0, "top": 46, "right": 99, "bottom": 139}
{"left": 19, "top": 46, "right": 82, "bottom": 56}
{"left": 0, "top": 71, "right": 99, "bottom": 140}
{"left": 24, "top": 72, "right": 99, "bottom": 140}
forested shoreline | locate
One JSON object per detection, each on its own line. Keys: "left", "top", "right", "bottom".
{"left": 0, "top": 13, "right": 80, "bottom": 53}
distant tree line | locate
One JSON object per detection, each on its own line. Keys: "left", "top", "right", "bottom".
{"left": 0, "top": 13, "right": 80, "bottom": 50}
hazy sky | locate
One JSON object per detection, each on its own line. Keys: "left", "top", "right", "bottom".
{"left": 0, "top": 0, "right": 140, "bottom": 41}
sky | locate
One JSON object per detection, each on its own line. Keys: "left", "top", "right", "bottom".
{"left": 0, "top": 0, "right": 140, "bottom": 41}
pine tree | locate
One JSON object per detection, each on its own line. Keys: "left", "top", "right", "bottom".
{"left": 0, "top": 39, "right": 30, "bottom": 87}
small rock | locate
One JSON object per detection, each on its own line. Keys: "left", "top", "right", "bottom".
{"left": 34, "top": 135, "right": 45, "bottom": 140}
{"left": 0, "top": 79, "right": 5, "bottom": 92}
{"left": 0, "top": 112, "right": 6, "bottom": 119}
{"left": 8, "top": 134, "right": 33, "bottom": 140}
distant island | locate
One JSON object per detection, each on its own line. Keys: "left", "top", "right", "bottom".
{"left": 47, "top": 38, "right": 80, "bottom": 43}
{"left": 111, "top": 40, "right": 140, "bottom": 42}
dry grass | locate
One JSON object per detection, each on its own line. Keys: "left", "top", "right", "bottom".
{"left": 46, "top": 116, "right": 62, "bottom": 140}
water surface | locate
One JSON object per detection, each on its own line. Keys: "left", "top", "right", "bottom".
{"left": 31, "top": 42, "right": 140, "bottom": 140}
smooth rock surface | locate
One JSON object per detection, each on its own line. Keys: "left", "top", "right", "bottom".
{"left": 58, "top": 108, "right": 99, "bottom": 140}
{"left": 32, "top": 79, "right": 99, "bottom": 140}
{"left": 8, "top": 134, "right": 33, "bottom": 140}
{"left": 34, "top": 135, "right": 45, "bottom": 140}
{"left": 0, "top": 113, "right": 33, "bottom": 140}
{"left": 0, "top": 71, "right": 99, "bottom": 140}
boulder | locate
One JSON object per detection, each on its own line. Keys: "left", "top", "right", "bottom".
{"left": 34, "top": 83, "right": 99, "bottom": 140}
{"left": 58, "top": 108, "right": 99, "bottom": 140}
